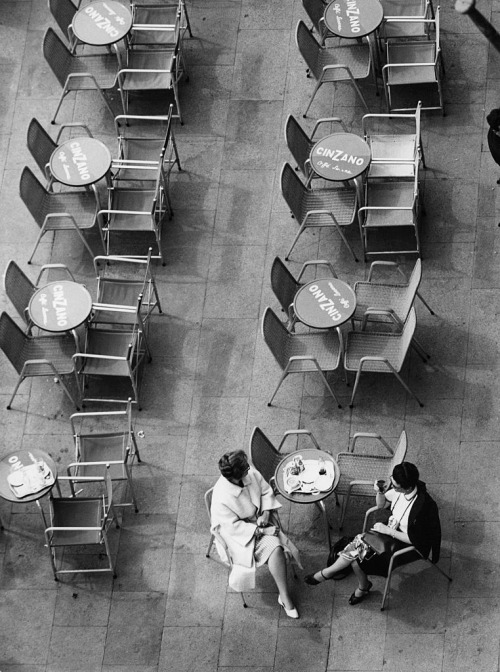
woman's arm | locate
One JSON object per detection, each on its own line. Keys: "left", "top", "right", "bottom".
{"left": 371, "top": 522, "right": 411, "bottom": 545}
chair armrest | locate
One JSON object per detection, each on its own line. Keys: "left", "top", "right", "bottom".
{"left": 367, "top": 260, "right": 406, "bottom": 282}
{"left": 278, "top": 429, "right": 321, "bottom": 452}
{"left": 362, "top": 504, "right": 389, "bottom": 531}
{"left": 311, "top": 117, "right": 347, "bottom": 137}
{"left": 351, "top": 433, "right": 392, "bottom": 454}
{"left": 297, "top": 260, "right": 338, "bottom": 281}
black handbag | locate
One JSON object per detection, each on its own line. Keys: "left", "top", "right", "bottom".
{"left": 362, "top": 531, "right": 405, "bottom": 556}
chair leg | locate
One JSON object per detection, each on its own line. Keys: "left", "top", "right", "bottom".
{"left": 102, "top": 530, "right": 117, "bottom": 578}
{"left": 348, "top": 368, "right": 363, "bottom": 408}
{"left": 125, "top": 465, "right": 139, "bottom": 513}
{"left": 206, "top": 533, "right": 214, "bottom": 558}
{"left": 28, "top": 227, "right": 49, "bottom": 264}
{"left": 303, "top": 81, "right": 323, "bottom": 118}
{"left": 314, "top": 366, "right": 342, "bottom": 409}
{"left": 267, "top": 371, "right": 289, "bottom": 406}
{"left": 6, "top": 374, "right": 26, "bottom": 410}
{"left": 380, "top": 568, "right": 392, "bottom": 611}
{"left": 425, "top": 558, "right": 453, "bottom": 582}
{"left": 51, "top": 89, "right": 68, "bottom": 125}
{"left": 350, "top": 79, "right": 370, "bottom": 111}
{"left": 285, "top": 222, "right": 307, "bottom": 260}
{"left": 55, "top": 375, "right": 80, "bottom": 410}
{"left": 316, "top": 500, "right": 331, "bottom": 549}
{"left": 240, "top": 591, "right": 248, "bottom": 607}
{"left": 393, "top": 371, "right": 424, "bottom": 407}
{"left": 416, "top": 290, "right": 435, "bottom": 315}
{"left": 331, "top": 222, "right": 359, "bottom": 262}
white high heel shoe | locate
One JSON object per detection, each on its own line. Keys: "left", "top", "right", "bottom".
{"left": 278, "top": 596, "right": 299, "bottom": 619}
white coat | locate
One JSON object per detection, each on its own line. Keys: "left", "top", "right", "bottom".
{"left": 210, "top": 466, "right": 301, "bottom": 591}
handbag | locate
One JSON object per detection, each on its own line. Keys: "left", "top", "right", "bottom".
{"left": 362, "top": 530, "right": 405, "bottom": 556}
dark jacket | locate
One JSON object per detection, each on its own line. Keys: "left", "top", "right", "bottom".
{"left": 406, "top": 480, "right": 441, "bottom": 563}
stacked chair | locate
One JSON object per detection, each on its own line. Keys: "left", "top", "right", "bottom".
{"left": 357, "top": 102, "right": 425, "bottom": 259}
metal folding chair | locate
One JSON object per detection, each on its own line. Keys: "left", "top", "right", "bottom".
{"left": 261, "top": 306, "right": 343, "bottom": 407}
{"left": 336, "top": 430, "right": 408, "bottom": 527}
{"left": 67, "top": 399, "right": 141, "bottom": 511}
{"left": 0, "top": 311, "right": 80, "bottom": 410}
{"left": 44, "top": 469, "right": 119, "bottom": 580}
{"left": 280, "top": 162, "right": 358, "bottom": 262}
{"left": 20, "top": 166, "right": 104, "bottom": 264}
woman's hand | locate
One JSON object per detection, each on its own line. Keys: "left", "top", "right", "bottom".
{"left": 257, "top": 511, "right": 270, "bottom": 527}
{"left": 371, "top": 522, "right": 392, "bottom": 535}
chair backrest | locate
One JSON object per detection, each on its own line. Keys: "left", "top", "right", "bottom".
{"left": 395, "top": 307, "right": 417, "bottom": 367}
{"left": 43, "top": 27, "right": 75, "bottom": 86}
{"left": 302, "top": 0, "right": 328, "bottom": 39}
{"left": 26, "top": 118, "right": 57, "bottom": 180}
{"left": 19, "top": 167, "right": 47, "bottom": 227}
{"left": 249, "top": 427, "right": 283, "bottom": 484}
{"left": 389, "top": 430, "right": 408, "bottom": 471}
{"left": 285, "top": 115, "right": 312, "bottom": 177}
{"left": 3, "top": 260, "right": 36, "bottom": 328}
{"left": 296, "top": 20, "right": 322, "bottom": 80}
{"left": 280, "top": 162, "right": 306, "bottom": 222}
{"left": 270, "top": 257, "right": 300, "bottom": 316}
{"left": 403, "top": 259, "right": 423, "bottom": 308}
{"left": 48, "top": 0, "right": 77, "bottom": 45}
{"left": 261, "top": 307, "right": 291, "bottom": 371}
{"left": 0, "top": 311, "right": 28, "bottom": 374}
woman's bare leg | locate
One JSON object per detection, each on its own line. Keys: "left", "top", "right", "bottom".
{"left": 351, "top": 561, "right": 371, "bottom": 597}
{"left": 268, "top": 547, "right": 294, "bottom": 610}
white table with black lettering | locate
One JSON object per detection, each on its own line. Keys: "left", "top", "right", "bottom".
{"left": 49, "top": 136, "right": 112, "bottom": 188}
{"left": 28, "top": 281, "right": 93, "bottom": 333}
{"left": 309, "top": 132, "right": 371, "bottom": 183}
{"left": 324, "top": 0, "right": 384, "bottom": 39}
{"left": 293, "top": 277, "right": 356, "bottom": 329}
{"left": 72, "top": 0, "right": 133, "bottom": 47}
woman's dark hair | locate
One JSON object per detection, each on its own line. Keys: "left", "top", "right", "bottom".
{"left": 487, "top": 108, "right": 500, "bottom": 131}
{"left": 392, "top": 462, "right": 419, "bottom": 490}
{"left": 218, "top": 450, "right": 249, "bottom": 480}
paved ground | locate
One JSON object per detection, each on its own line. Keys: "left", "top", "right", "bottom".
{"left": 1, "top": 0, "right": 500, "bottom": 670}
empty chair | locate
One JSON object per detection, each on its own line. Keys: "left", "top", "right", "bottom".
{"left": 335, "top": 430, "right": 408, "bottom": 527}
{"left": 281, "top": 162, "right": 358, "bottom": 262}
{"left": 343, "top": 307, "right": 424, "bottom": 407}
{"left": 92, "top": 249, "right": 162, "bottom": 329}
{"left": 116, "top": 39, "right": 186, "bottom": 123}
{"left": 99, "top": 163, "right": 169, "bottom": 264}
{"left": 261, "top": 306, "right": 343, "bottom": 407}
{"left": 357, "top": 170, "right": 421, "bottom": 260}
{"left": 270, "top": 256, "right": 338, "bottom": 329}
{"left": 296, "top": 20, "right": 373, "bottom": 117}
{"left": 67, "top": 399, "right": 141, "bottom": 511}
{"left": 112, "top": 105, "right": 182, "bottom": 183}
{"left": 44, "top": 469, "right": 119, "bottom": 580}
{"left": 285, "top": 114, "right": 347, "bottom": 182}
{"left": 379, "top": 0, "right": 435, "bottom": 42}
{"left": 19, "top": 166, "right": 104, "bottom": 264}
{"left": 43, "top": 27, "right": 120, "bottom": 124}
{"left": 0, "top": 311, "right": 80, "bottom": 410}
{"left": 73, "top": 307, "right": 151, "bottom": 408}
{"left": 129, "top": 0, "right": 192, "bottom": 50}
{"left": 3, "top": 259, "right": 75, "bottom": 333}
{"left": 302, "top": 0, "right": 336, "bottom": 45}
{"left": 382, "top": 8, "right": 444, "bottom": 114}
{"left": 361, "top": 102, "right": 425, "bottom": 180}
{"left": 27, "top": 118, "right": 93, "bottom": 188}
{"left": 48, "top": 0, "right": 78, "bottom": 51}
{"left": 352, "top": 259, "right": 434, "bottom": 329}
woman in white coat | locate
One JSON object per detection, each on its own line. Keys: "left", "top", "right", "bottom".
{"left": 211, "top": 450, "right": 301, "bottom": 619}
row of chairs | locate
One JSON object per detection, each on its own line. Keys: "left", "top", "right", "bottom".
{"left": 1, "top": 251, "right": 161, "bottom": 411}
{"left": 45, "top": 0, "right": 192, "bottom": 124}
{"left": 22, "top": 107, "right": 181, "bottom": 265}
{"left": 298, "top": 2, "right": 444, "bottom": 116}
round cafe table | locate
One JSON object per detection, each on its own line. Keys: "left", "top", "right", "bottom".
{"left": 0, "top": 449, "right": 57, "bottom": 504}
{"left": 310, "top": 132, "right": 371, "bottom": 181}
{"left": 324, "top": 0, "right": 384, "bottom": 38}
{"left": 274, "top": 448, "right": 340, "bottom": 548}
{"left": 72, "top": 0, "right": 133, "bottom": 47}
{"left": 50, "top": 137, "right": 112, "bottom": 188}
{"left": 294, "top": 277, "right": 356, "bottom": 329}
{"left": 28, "top": 281, "right": 93, "bottom": 333}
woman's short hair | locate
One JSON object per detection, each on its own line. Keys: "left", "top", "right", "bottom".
{"left": 218, "top": 450, "right": 249, "bottom": 480}
{"left": 487, "top": 108, "right": 500, "bottom": 131}
{"left": 392, "top": 462, "right": 419, "bottom": 490}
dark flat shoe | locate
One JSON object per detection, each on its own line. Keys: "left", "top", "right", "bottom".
{"left": 304, "top": 570, "right": 333, "bottom": 586}
{"left": 348, "top": 580, "right": 373, "bottom": 605}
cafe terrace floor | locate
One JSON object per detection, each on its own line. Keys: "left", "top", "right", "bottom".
{"left": 1, "top": 0, "right": 500, "bottom": 670}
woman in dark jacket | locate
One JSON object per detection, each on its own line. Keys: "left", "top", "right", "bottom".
{"left": 486, "top": 108, "right": 500, "bottom": 184}
{"left": 304, "top": 462, "right": 441, "bottom": 605}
